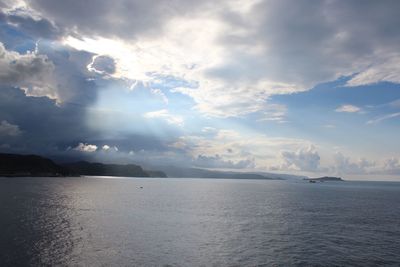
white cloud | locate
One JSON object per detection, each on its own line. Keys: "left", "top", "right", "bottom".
{"left": 215, "top": 129, "right": 241, "bottom": 140}
{"left": 170, "top": 129, "right": 315, "bottom": 170}
{"left": 367, "top": 112, "right": 400, "bottom": 125}
{"left": 346, "top": 55, "right": 400, "bottom": 87}
{"left": 144, "top": 109, "right": 184, "bottom": 126}
{"left": 335, "top": 104, "right": 361, "bottom": 113}
{"left": 0, "top": 0, "right": 27, "bottom": 11}
{"left": 101, "top": 145, "right": 118, "bottom": 151}
{"left": 332, "top": 152, "right": 374, "bottom": 175}
{"left": 381, "top": 158, "right": 400, "bottom": 175}
{"left": 326, "top": 152, "right": 400, "bottom": 176}
{"left": 73, "top": 142, "right": 98, "bottom": 152}
{"left": 150, "top": 88, "right": 168, "bottom": 104}
{"left": 389, "top": 99, "right": 400, "bottom": 109}
{"left": 173, "top": 81, "right": 300, "bottom": 118}
{"left": 0, "top": 120, "right": 22, "bottom": 136}
{"left": 0, "top": 42, "right": 58, "bottom": 100}
{"left": 257, "top": 103, "right": 287, "bottom": 123}
{"left": 201, "top": 127, "right": 218, "bottom": 134}
{"left": 277, "top": 146, "right": 321, "bottom": 172}
{"left": 193, "top": 154, "right": 255, "bottom": 169}
{"left": 61, "top": 8, "right": 304, "bottom": 118}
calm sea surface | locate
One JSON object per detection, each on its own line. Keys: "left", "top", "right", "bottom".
{"left": 0, "top": 177, "right": 399, "bottom": 266}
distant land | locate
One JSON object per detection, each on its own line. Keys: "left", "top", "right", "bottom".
{"left": 0, "top": 153, "right": 166, "bottom": 178}
{"left": 0, "top": 153, "right": 73, "bottom": 177}
{"left": 63, "top": 161, "right": 167, "bottom": 178}
{"left": 0, "top": 153, "right": 342, "bottom": 181}
{"left": 304, "top": 176, "right": 344, "bottom": 182}
{"left": 143, "top": 164, "right": 308, "bottom": 180}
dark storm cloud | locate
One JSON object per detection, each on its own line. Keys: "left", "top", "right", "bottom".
{"left": 0, "top": 86, "right": 95, "bottom": 153}
{"left": 0, "top": 119, "right": 21, "bottom": 136}
{"left": 210, "top": 0, "right": 400, "bottom": 88}
{"left": 0, "top": 10, "right": 63, "bottom": 39}
{"left": 0, "top": 22, "right": 174, "bottom": 158}
{"left": 25, "top": 0, "right": 213, "bottom": 39}
{"left": 35, "top": 43, "right": 98, "bottom": 104}
{"left": 0, "top": 86, "right": 172, "bottom": 157}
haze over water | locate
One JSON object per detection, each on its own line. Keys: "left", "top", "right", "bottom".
{"left": 1, "top": 177, "right": 399, "bottom": 266}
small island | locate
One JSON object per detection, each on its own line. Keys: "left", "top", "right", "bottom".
{"left": 304, "top": 176, "right": 344, "bottom": 182}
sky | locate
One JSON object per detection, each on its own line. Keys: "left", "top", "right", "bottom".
{"left": 0, "top": 0, "right": 400, "bottom": 180}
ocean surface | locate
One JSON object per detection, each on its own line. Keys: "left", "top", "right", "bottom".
{"left": 0, "top": 177, "right": 400, "bottom": 266}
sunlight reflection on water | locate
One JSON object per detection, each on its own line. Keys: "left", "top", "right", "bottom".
{"left": 1, "top": 177, "right": 400, "bottom": 266}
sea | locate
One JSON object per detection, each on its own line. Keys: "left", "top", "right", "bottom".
{"left": 0, "top": 177, "right": 399, "bottom": 266}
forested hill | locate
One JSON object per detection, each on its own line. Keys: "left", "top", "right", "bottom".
{"left": 0, "top": 153, "right": 72, "bottom": 177}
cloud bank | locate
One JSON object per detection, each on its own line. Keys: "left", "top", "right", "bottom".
{"left": 11, "top": 0, "right": 398, "bottom": 118}
{"left": 0, "top": 0, "right": 399, "bottom": 178}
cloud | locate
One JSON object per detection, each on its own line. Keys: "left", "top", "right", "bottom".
{"left": 335, "top": 104, "right": 361, "bottom": 113}
{"left": 0, "top": 9, "right": 63, "bottom": 39}
{"left": 332, "top": 152, "right": 373, "bottom": 175}
{"left": 144, "top": 109, "right": 184, "bottom": 126}
{"left": 25, "top": 0, "right": 213, "bottom": 39}
{"left": 346, "top": 55, "right": 400, "bottom": 87}
{"left": 201, "top": 127, "right": 217, "bottom": 134}
{"left": 389, "top": 99, "right": 400, "bottom": 109}
{"left": 0, "top": 0, "right": 26, "bottom": 11}
{"left": 0, "top": 86, "right": 98, "bottom": 153}
{"left": 328, "top": 152, "right": 400, "bottom": 176}
{"left": 73, "top": 142, "right": 97, "bottom": 153}
{"left": 174, "top": 0, "right": 400, "bottom": 117}
{"left": 171, "top": 129, "right": 315, "bottom": 170}
{"left": 278, "top": 146, "right": 321, "bottom": 172}
{"left": 102, "top": 144, "right": 118, "bottom": 152}
{"left": 215, "top": 129, "right": 241, "bottom": 140}
{"left": 36, "top": 0, "right": 400, "bottom": 118}
{"left": 381, "top": 158, "right": 400, "bottom": 175}
{"left": 257, "top": 103, "right": 287, "bottom": 123}
{"left": 367, "top": 112, "right": 400, "bottom": 124}
{"left": 87, "top": 55, "right": 116, "bottom": 75}
{"left": 193, "top": 154, "right": 255, "bottom": 169}
{"left": 0, "top": 42, "right": 58, "bottom": 100}
{"left": 2, "top": 0, "right": 400, "bottom": 119}
{"left": 0, "top": 47, "right": 178, "bottom": 158}
{"left": 150, "top": 88, "right": 168, "bottom": 104}
{"left": 0, "top": 120, "right": 21, "bottom": 136}
{"left": 173, "top": 81, "right": 299, "bottom": 118}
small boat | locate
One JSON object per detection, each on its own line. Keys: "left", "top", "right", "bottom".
{"left": 309, "top": 180, "right": 316, "bottom": 183}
